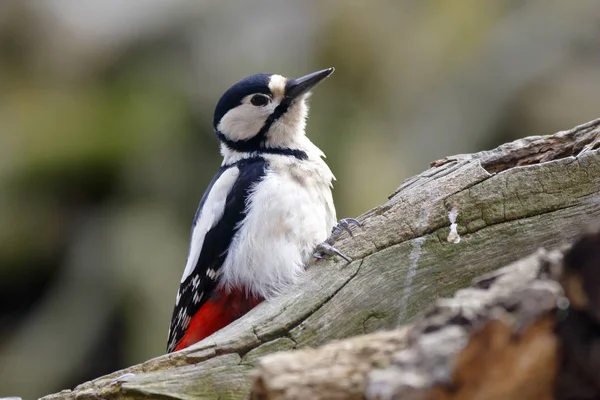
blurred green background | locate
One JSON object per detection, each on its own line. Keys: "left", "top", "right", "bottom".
{"left": 1, "top": 0, "right": 599, "bottom": 398}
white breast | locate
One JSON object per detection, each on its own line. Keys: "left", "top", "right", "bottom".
{"left": 220, "top": 154, "right": 336, "bottom": 298}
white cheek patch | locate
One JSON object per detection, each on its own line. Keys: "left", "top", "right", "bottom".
{"left": 217, "top": 93, "right": 284, "bottom": 142}
{"left": 218, "top": 104, "right": 269, "bottom": 141}
{"left": 180, "top": 166, "right": 240, "bottom": 283}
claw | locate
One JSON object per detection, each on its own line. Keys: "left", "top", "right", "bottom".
{"left": 313, "top": 218, "right": 362, "bottom": 263}
{"left": 337, "top": 218, "right": 361, "bottom": 237}
{"left": 314, "top": 242, "right": 353, "bottom": 263}
{"left": 331, "top": 218, "right": 362, "bottom": 240}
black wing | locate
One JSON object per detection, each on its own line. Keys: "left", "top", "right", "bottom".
{"left": 166, "top": 157, "right": 267, "bottom": 352}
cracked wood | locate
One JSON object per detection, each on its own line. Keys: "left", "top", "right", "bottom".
{"left": 41, "top": 119, "right": 600, "bottom": 400}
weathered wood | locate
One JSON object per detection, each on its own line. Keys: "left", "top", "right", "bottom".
{"left": 252, "top": 248, "right": 565, "bottom": 400}
{"left": 250, "top": 225, "right": 600, "bottom": 400}
{"left": 41, "top": 119, "right": 600, "bottom": 400}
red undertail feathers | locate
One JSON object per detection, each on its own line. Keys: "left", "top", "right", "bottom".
{"left": 174, "top": 287, "right": 263, "bottom": 352}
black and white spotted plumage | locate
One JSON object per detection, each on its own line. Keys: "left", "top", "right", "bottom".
{"left": 166, "top": 157, "right": 267, "bottom": 352}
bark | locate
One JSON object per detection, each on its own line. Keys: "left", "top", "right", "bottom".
{"left": 252, "top": 227, "right": 600, "bottom": 400}
{"left": 41, "top": 119, "right": 600, "bottom": 400}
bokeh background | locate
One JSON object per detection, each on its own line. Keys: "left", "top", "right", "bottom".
{"left": 1, "top": 1, "right": 599, "bottom": 398}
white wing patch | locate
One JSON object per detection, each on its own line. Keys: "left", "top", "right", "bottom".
{"left": 180, "top": 166, "right": 240, "bottom": 283}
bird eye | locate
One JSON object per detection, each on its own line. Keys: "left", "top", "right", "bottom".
{"left": 250, "top": 95, "right": 270, "bottom": 107}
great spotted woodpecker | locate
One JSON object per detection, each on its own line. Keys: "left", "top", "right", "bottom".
{"left": 166, "top": 68, "right": 359, "bottom": 353}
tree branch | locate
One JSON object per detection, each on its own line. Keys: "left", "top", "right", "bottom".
{"left": 251, "top": 226, "right": 600, "bottom": 400}
{"left": 41, "top": 119, "right": 600, "bottom": 400}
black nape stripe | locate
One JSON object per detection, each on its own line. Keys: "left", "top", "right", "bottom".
{"left": 216, "top": 130, "right": 261, "bottom": 152}
{"left": 217, "top": 130, "right": 308, "bottom": 161}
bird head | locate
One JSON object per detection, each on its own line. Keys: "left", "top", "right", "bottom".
{"left": 213, "top": 68, "right": 334, "bottom": 158}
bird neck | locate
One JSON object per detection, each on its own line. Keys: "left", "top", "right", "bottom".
{"left": 220, "top": 133, "right": 324, "bottom": 166}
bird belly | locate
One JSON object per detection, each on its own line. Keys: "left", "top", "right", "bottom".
{"left": 220, "top": 165, "right": 335, "bottom": 299}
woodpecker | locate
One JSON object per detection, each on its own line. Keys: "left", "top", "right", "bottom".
{"left": 166, "top": 68, "right": 359, "bottom": 353}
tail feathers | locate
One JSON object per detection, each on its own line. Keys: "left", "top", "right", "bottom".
{"left": 173, "top": 287, "right": 263, "bottom": 352}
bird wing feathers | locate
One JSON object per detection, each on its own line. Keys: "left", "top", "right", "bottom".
{"left": 166, "top": 157, "right": 267, "bottom": 352}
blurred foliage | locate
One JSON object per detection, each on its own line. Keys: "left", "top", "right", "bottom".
{"left": 0, "top": 0, "right": 599, "bottom": 398}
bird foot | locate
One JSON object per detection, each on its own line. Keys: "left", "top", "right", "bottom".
{"left": 331, "top": 218, "right": 361, "bottom": 240}
{"left": 313, "top": 218, "right": 361, "bottom": 263}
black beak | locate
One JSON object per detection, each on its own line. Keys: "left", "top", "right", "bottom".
{"left": 285, "top": 67, "right": 334, "bottom": 100}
